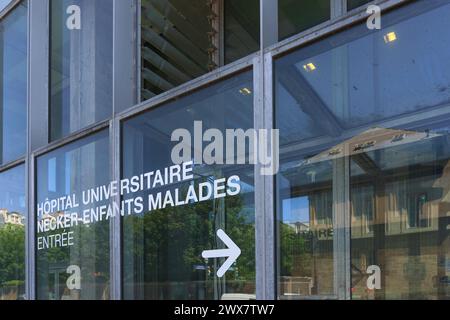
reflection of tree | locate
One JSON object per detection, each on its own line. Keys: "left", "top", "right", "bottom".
{"left": 279, "top": 223, "right": 312, "bottom": 277}
{"left": 37, "top": 219, "right": 110, "bottom": 300}
{"left": 0, "top": 224, "right": 25, "bottom": 298}
{"left": 123, "top": 185, "right": 255, "bottom": 299}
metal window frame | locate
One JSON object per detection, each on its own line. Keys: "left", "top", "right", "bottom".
{"left": 21, "top": 0, "right": 416, "bottom": 301}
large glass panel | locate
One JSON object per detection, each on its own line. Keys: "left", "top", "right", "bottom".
{"left": 123, "top": 71, "right": 255, "bottom": 300}
{"left": 347, "top": 0, "right": 372, "bottom": 11}
{"left": 276, "top": 0, "right": 450, "bottom": 300}
{"left": 50, "top": 0, "right": 113, "bottom": 141}
{"left": 279, "top": 0, "right": 330, "bottom": 41}
{"left": 140, "top": 0, "right": 259, "bottom": 101}
{"left": 224, "top": 0, "right": 260, "bottom": 64}
{"left": 36, "top": 131, "right": 110, "bottom": 300}
{"left": 350, "top": 128, "right": 450, "bottom": 300}
{"left": 0, "top": 165, "right": 25, "bottom": 300}
{"left": 0, "top": 2, "right": 27, "bottom": 164}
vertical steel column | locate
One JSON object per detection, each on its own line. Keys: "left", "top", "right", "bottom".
{"left": 332, "top": 152, "right": 351, "bottom": 300}
{"left": 330, "top": 0, "right": 351, "bottom": 300}
{"left": 28, "top": 0, "right": 49, "bottom": 152}
{"left": 136, "top": 0, "right": 142, "bottom": 103}
{"left": 254, "top": 54, "right": 265, "bottom": 300}
{"left": 331, "top": 0, "right": 347, "bottom": 18}
{"left": 260, "top": 0, "right": 278, "bottom": 49}
{"left": 263, "top": 52, "right": 276, "bottom": 300}
{"left": 113, "top": 0, "right": 138, "bottom": 115}
{"left": 255, "top": 0, "right": 278, "bottom": 300}
{"left": 111, "top": 0, "right": 138, "bottom": 300}
{"left": 110, "top": 118, "right": 121, "bottom": 300}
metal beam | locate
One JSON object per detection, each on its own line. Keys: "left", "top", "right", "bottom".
{"left": 27, "top": 0, "right": 50, "bottom": 300}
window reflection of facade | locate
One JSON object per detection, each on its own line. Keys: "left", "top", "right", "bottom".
{"left": 0, "top": 0, "right": 448, "bottom": 301}
{"left": 122, "top": 71, "right": 256, "bottom": 300}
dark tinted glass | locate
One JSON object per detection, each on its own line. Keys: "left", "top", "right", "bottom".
{"left": 50, "top": 0, "right": 113, "bottom": 141}
{"left": 224, "top": 0, "right": 260, "bottom": 64}
{"left": 0, "top": 2, "right": 27, "bottom": 164}
{"left": 141, "top": 0, "right": 259, "bottom": 101}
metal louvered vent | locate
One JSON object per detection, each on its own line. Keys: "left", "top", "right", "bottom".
{"left": 141, "top": 0, "right": 220, "bottom": 101}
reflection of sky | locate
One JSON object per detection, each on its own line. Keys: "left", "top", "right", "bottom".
{"left": 0, "top": 0, "right": 12, "bottom": 12}
{"left": 47, "top": 152, "right": 81, "bottom": 196}
{"left": 282, "top": 196, "right": 309, "bottom": 223}
{"left": 297, "top": 4, "right": 450, "bottom": 126}
{"left": 0, "top": 165, "right": 25, "bottom": 215}
{"left": 278, "top": 3, "right": 450, "bottom": 146}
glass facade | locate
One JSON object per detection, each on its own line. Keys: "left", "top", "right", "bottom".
{"left": 36, "top": 131, "right": 110, "bottom": 300}
{"left": 140, "top": 0, "right": 260, "bottom": 100}
{"left": 279, "top": 0, "right": 330, "bottom": 40}
{"left": 0, "top": 1, "right": 27, "bottom": 164}
{"left": 123, "top": 71, "right": 255, "bottom": 300}
{"left": 276, "top": 0, "right": 450, "bottom": 299}
{"left": 348, "top": 0, "right": 373, "bottom": 11}
{"left": 0, "top": 0, "right": 447, "bottom": 301}
{"left": 50, "top": 0, "right": 113, "bottom": 141}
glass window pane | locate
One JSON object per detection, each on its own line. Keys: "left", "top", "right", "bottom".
{"left": 347, "top": 0, "right": 372, "bottom": 11}
{"left": 276, "top": 0, "right": 450, "bottom": 300}
{"left": 0, "top": 2, "right": 27, "bottom": 164}
{"left": 224, "top": 0, "right": 260, "bottom": 64}
{"left": 123, "top": 71, "right": 255, "bottom": 300}
{"left": 279, "top": 0, "right": 330, "bottom": 41}
{"left": 350, "top": 130, "right": 450, "bottom": 299}
{"left": 140, "top": 0, "right": 259, "bottom": 101}
{"left": 50, "top": 0, "right": 113, "bottom": 141}
{"left": 0, "top": 0, "right": 14, "bottom": 12}
{"left": 0, "top": 165, "right": 25, "bottom": 300}
{"left": 36, "top": 131, "right": 110, "bottom": 300}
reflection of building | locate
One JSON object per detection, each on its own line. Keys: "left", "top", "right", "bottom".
{"left": 280, "top": 125, "right": 450, "bottom": 299}
{"left": 0, "top": 209, "right": 25, "bottom": 226}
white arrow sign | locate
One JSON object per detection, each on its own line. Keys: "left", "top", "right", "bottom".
{"left": 202, "top": 229, "right": 241, "bottom": 278}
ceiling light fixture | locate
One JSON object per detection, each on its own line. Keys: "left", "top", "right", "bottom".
{"left": 384, "top": 32, "right": 397, "bottom": 43}
{"left": 303, "top": 63, "right": 317, "bottom": 72}
{"left": 239, "top": 88, "right": 252, "bottom": 95}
